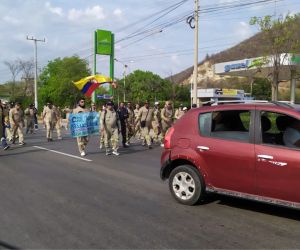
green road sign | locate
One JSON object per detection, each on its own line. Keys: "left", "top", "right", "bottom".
{"left": 96, "top": 29, "right": 112, "bottom": 55}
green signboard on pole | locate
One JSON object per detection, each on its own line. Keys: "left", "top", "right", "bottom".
{"left": 96, "top": 30, "right": 113, "bottom": 55}
{"left": 92, "top": 29, "right": 114, "bottom": 102}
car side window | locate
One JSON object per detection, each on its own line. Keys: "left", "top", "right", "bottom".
{"left": 199, "top": 112, "right": 212, "bottom": 136}
{"left": 260, "top": 111, "right": 300, "bottom": 149}
{"left": 199, "top": 110, "right": 251, "bottom": 142}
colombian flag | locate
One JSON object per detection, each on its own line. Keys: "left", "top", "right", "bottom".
{"left": 73, "top": 75, "right": 112, "bottom": 97}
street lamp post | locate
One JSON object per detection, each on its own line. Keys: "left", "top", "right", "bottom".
{"left": 115, "top": 58, "right": 134, "bottom": 102}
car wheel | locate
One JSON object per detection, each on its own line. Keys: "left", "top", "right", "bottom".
{"left": 169, "top": 165, "right": 205, "bottom": 205}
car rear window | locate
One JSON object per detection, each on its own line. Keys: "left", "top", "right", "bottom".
{"left": 199, "top": 110, "right": 251, "bottom": 142}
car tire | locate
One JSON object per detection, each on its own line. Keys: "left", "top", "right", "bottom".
{"left": 169, "top": 165, "right": 205, "bottom": 205}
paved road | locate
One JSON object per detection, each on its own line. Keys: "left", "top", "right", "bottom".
{"left": 0, "top": 128, "right": 299, "bottom": 249}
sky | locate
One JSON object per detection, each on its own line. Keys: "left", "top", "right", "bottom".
{"left": 1, "top": 0, "right": 300, "bottom": 84}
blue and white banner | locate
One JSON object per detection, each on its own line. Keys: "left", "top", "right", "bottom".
{"left": 69, "top": 112, "right": 100, "bottom": 138}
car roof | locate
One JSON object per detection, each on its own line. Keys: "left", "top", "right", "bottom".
{"left": 190, "top": 103, "right": 300, "bottom": 113}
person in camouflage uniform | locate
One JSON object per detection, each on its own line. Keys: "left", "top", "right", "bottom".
{"left": 135, "top": 101, "right": 154, "bottom": 149}
{"left": 160, "top": 100, "right": 174, "bottom": 146}
{"left": 126, "top": 101, "right": 135, "bottom": 145}
{"left": 152, "top": 101, "right": 162, "bottom": 143}
{"left": 101, "top": 101, "right": 120, "bottom": 156}
{"left": 9, "top": 102, "right": 25, "bottom": 145}
{"left": 24, "top": 104, "right": 35, "bottom": 134}
{"left": 134, "top": 103, "right": 141, "bottom": 139}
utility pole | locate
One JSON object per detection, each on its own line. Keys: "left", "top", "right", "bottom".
{"left": 26, "top": 36, "right": 45, "bottom": 110}
{"left": 192, "top": 0, "right": 199, "bottom": 107}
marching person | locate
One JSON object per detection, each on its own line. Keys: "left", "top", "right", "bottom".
{"left": 9, "top": 102, "right": 25, "bottom": 146}
{"left": 152, "top": 101, "right": 162, "bottom": 143}
{"left": 134, "top": 103, "right": 141, "bottom": 139}
{"left": 126, "top": 101, "right": 135, "bottom": 145}
{"left": 53, "top": 105, "right": 62, "bottom": 140}
{"left": 0, "top": 99, "right": 9, "bottom": 150}
{"left": 33, "top": 104, "right": 38, "bottom": 130}
{"left": 90, "top": 103, "right": 97, "bottom": 112}
{"left": 24, "top": 104, "right": 35, "bottom": 134}
{"left": 73, "top": 98, "right": 89, "bottom": 156}
{"left": 101, "top": 101, "right": 120, "bottom": 156}
{"left": 174, "top": 104, "right": 185, "bottom": 121}
{"left": 64, "top": 106, "right": 72, "bottom": 130}
{"left": 42, "top": 102, "right": 56, "bottom": 142}
{"left": 161, "top": 100, "right": 174, "bottom": 147}
{"left": 99, "top": 105, "right": 106, "bottom": 150}
{"left": 117, "top": 102, "right": 129, "bottom": 148}
{"left": 3, "top": 102, "right": 12, "bottom": 141}
{"left": 135, "top": 100, "right": 154, "bottom": 149}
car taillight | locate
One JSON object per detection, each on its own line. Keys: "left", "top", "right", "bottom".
{"left": 164, "top": 127, "right": 175, "bottom": 149}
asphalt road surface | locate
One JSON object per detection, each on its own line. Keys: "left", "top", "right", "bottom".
{"left": 0, "top": 128, "right": 299, "bottom": 249}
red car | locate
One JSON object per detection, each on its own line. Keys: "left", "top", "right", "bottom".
{"left": 160, "top": 102, "right": 300, "bottom": 208}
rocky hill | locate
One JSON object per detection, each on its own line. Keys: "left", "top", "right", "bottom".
{"left": 168, "top": 16, "right": 300, "bottom": 89}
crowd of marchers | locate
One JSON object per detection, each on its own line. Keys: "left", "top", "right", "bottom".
{"left": 70, "top": 98, "right": 188, "bottom": 157}
{"left": 0, "top": 98, "right": 188, "bottom": 157}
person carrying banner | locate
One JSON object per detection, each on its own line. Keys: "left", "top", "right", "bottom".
{"left": 101, "top": 101, "right": 120, "bottom": 156}
{"left": 73, "top": 98, "right": 89, "bottom": 156}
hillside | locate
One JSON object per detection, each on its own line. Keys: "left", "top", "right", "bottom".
{"left": 168, "top": 16, "right": 300, "bottom": 87}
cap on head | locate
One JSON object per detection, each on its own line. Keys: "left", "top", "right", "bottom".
{"left": 106, "top": 101, "right": 113, "bottom": 106}
{"left": 183, "top": 107, "right": 187, "bottom": 111}
{"left": 154, "top": 101, "right": 159, "bottom": 105}
{"left": 144, "top": 100, "right": 149, "bottom": 104}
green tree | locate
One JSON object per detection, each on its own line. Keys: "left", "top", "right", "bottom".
{"left": 117, "top": 70, "right": 173, "bottom": 104}
{"left": 39, "top": 56, "right": 91, "bottom": 110}
{"left": 250, "top": 14, "right": 300, "bottom": 101}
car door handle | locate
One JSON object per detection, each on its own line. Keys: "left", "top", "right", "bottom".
{"left": 197, "top": 146, "right": 210, "bottom": 151}
{"left": 257, "top": 154, "right": 274, "bottom": 160}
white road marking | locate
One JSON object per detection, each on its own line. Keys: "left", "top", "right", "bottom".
{"left": 33, "top": 146, "right": 92, "bottom": 162}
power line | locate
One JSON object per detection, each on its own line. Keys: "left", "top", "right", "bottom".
{"left": 115, "top": 0, "right": 280, "bottom": 49}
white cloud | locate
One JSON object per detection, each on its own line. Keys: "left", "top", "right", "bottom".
{"left": 13, "top": 33, "right": 28, "bottom": 43}
{"left": 115, "top": 44, "right": 122, "bottom": 51}
{"left": 45, "top": 2, "right": 63, "bottom": 16}
{"left": 68, "top": 5, "right": 106, "bottom": 22}
{"left": 171, "top": 54, "right": 181, "bottom": 65}
{"left": 113, "top": 8, "right": 122, "bottom": 18}
{"left": 2, "top": 16, "right": 20, "bottom": 25}
{"left": 235, "top": 21, "right": 253, "bottom": 40}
